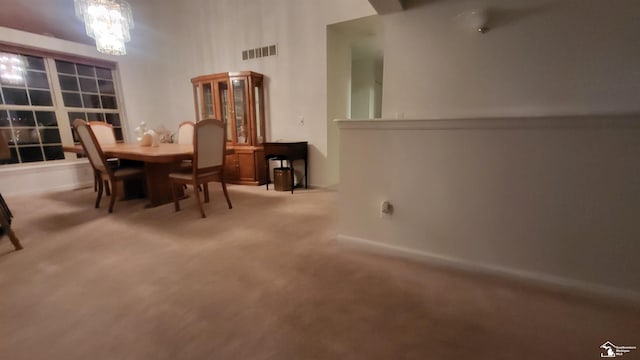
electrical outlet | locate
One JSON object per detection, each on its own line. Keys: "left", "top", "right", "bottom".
{"left": 380, "top": 200, "right": 393, "bottom": 217}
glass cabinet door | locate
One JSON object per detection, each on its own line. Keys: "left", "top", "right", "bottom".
{"left": 202, "top": 82, "right": 214, "bottom": 119}
{"left": 232, "top": 78, "right": 248, "bottom": 144}
{"left": 217, "top": 80, "right": 231, "bottom": 142}
{"left": 254, "top": 82, "right": 263, "bottom": 144}
{"left": 193, "top": 85, "right": 201, "bottom": 121}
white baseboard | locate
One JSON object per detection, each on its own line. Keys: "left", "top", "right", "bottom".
{"left": 335, "top": 234, "right": 640, "bottom": 305}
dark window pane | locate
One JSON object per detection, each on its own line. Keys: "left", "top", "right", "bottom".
{"left": 68, "top": 112, "right": 86, "bottom": 122}
{"left": 79, "top": 77, "right": 98, "bottom": 93}
{"left": 113, "top": 127, "right": 123, "bottom": 141}
{"left": 77, "top": 64, "right": 95, "bottom": 77}
{"left": 55, "top": 60, "right": 75, "bottom": 74}
{"left": 14, "top": 128, "right": 40, "bottom": 144}
{"left": 29, "top": 90, "right": 52, "bottom": 106}
{"left": 86, "top": 112, "right": 104, "bottom": 121}
{"left": 105, "top": 113, "right": 120, "bottom": 126}
{"left": 0, "top": 111, "right": 9, "bottom": 127}
{"left": 3, "top": 88, "right": 29, "bottom": 105}
{"left": 95, "top": 67, "right": 112, "bottom": 79}
{"left": 98, "top": 80, "right": 114, "bottom": 94}
{"left": 58, "top": 74, "right": 79, "bottom": 91}
{"left": 7, "top": 147, "right": 19, "bottom": 164}
{"left": 62, "top": 92, "right": 82, "bottom": 107}
{"left": 25, "top": 56, "right": 45, "bottom": 70}
{"left": 9, "top": 111, "right": 36, "bottom": 126}
{"left": 26, "top": 71, "right": 49, "bottom": 89}
{"left": 44, "top": 145, "right": 64, "bottom": 160}
{"left": 101, "top": 95, "right": 117, "bottom": 109}
{"left": 18, "top": 146, "right": 44, "bottom": 162}
{"left": 41, "top": 129, "right": 61, "bottom": 144}
{"left": 35, "top": 111, "right": 57, "bottom": 126}
{"left": 82, "top": 94, "right": 101, "bottom": 108}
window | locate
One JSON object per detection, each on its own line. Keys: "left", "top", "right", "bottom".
{"left": 0, "top": 48, "right": 123, "bottom": 165}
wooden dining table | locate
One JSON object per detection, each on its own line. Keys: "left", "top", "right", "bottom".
{"left": 64, "top": 143, "right": 193, "bottom": 207}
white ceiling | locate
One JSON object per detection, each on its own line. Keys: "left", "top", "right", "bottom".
{"left": 0, "top": 0, "right": 93, "bottom": 45}
{"left": 0, "top": 0, "right": 395, "bottom": 55}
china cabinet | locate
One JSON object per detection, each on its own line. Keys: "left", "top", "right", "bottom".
{"left": 191, "top": 71, "right": 266, "bottom": 185}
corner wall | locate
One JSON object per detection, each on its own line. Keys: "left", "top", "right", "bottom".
{"left": 337, "top": 115, "right": 640, "bottom": 300}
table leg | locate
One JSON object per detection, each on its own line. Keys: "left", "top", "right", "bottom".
{"left": 290, "top": 161, "right": 295, "bottom": 194}
{"left": 144, "top": 162, "right": 184, "bottom": 207}
{"left": 304, "top": 159, "right": 308, "bottom": 189}
{"left": 265, "top": 157, "right": 271, "bottom": 190}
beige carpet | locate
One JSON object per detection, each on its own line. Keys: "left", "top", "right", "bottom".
{"left": 0, "top": 185, "right": 638, "bottom": 360}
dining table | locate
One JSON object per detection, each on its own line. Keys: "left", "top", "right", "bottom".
{"left": 64, "top": 143, "right": 193, "bottom": 207}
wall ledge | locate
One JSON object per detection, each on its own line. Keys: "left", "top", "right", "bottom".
{"left": 335, "top": 234, "right": 640, "bottom": 306}
{"left": 0, "top": 159, "right": 89, "bottom": 175}
{"left": 0, "top": 160, "right": 93, "bottom": 197}
{"left": 335, "top": 113, "right": 640, "bottom": 130}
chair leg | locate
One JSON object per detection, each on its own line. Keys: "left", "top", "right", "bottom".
{"left": 94, "top": 171, "right": 99, "bottom": 192}
{"left": 203, "top": 183, "right": 210, "bottom": 203}
{"left": 290, "top": 165, "right": 294, "bottom": 194}
{"left": 104, "top": 179, "right": 111, "bottom": 196}
{"left": 5, "top": 226, "right": 23, "bottom": 251}
{"left": 108, "top": 179, "right": 118, "bottom": 213}
{"left": 0, "top": 215, "right": 22, "bottom": 251}
{"left": 95, "top": 176, "right": 104, "bottom": 208}
{"left": 171, "top": 180, "right": 181, "bottom": 212}
{"left": 193, "top": 183, "right": 206, "bottom": 218}
{"left": 221, "top": 179, "right": 232, "bottom": 209}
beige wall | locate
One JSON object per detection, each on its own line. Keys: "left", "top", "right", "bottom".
{"left": 381, "top": 0, "right": 640, "bottom": 118}
{"left": 337, "top": 116, "right": 640, "bottom": 299}
{"left": 327, "top": 26, "right": 354, "bottom": 188}
{"left": 336, "top": 0, "right": 640, "bottom": 300}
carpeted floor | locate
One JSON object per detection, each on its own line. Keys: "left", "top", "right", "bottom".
{"left": 0, "top": 185, "right": 638, "bottom": 359}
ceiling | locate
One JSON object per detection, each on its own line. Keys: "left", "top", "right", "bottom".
{"left": 0, "top": 0, "right": 401, "bottom": 49}
{"left": 0, "top": 0, "right": 93, "bottom": 45}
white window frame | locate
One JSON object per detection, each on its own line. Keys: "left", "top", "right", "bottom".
{"left": 0, "top": 44, "right": 126, "bottom": 165}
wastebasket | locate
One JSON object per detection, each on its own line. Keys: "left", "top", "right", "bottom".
{"left": 273, "top": 167, "right": 292, "bottom": 191}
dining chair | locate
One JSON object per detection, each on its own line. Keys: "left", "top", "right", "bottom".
{"left": 177, "top": 121, "right": 195, "bottom": 145}
{"left": 88, "top": 121, "right": 118, "bottom": 195}
{"left": 0, "top": 136, "right": 22, "bottom": 250}
{"left": 176, "top": 121, "right": 201, "bottom": 192}
{"left": 0, "top": 193, "right": 22, "bottom": 251}
{"left": 169, "top": 119, "right": 232, "bottom": 218}
{"left": 177, "top": 121, "right": 195, "bottom": 171}
{"left": 74, "top": 119, "right": 145, "bottom": 213}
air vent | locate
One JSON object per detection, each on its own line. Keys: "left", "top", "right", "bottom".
{"left": 242, "top": 44, "right": 278, "bottom": 61}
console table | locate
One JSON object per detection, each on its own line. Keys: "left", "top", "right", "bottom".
{"left": 263, "top": 141, "right": 308, "bottom": 193}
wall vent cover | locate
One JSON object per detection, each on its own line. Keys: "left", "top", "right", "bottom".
{"left": 242, "top": 44, "right": 278, "bottom": 60}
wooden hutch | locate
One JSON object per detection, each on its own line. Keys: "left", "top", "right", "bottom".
{"left": 191, "top": 71, "right": 266, "bottom": 185}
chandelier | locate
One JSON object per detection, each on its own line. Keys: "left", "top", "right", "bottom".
{"left": 74, "top": 0, "right": 134, "bottom": 55}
